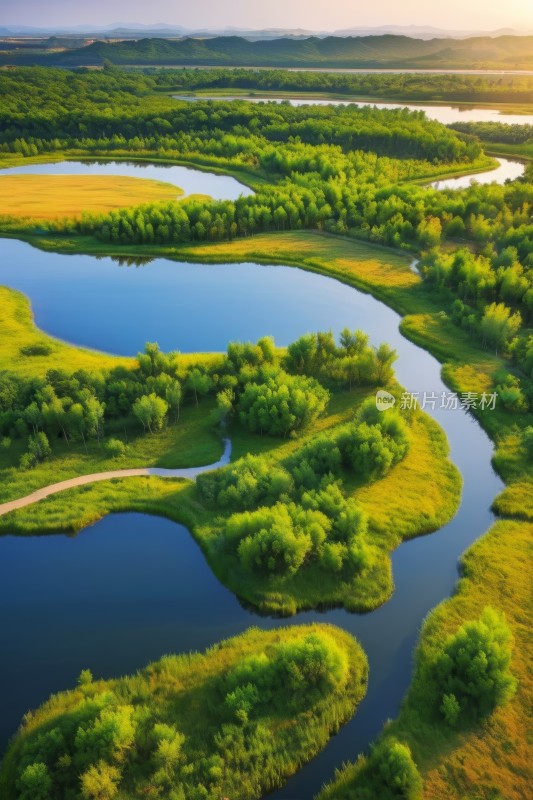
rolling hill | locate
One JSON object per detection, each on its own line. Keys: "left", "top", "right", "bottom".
{"left": 0, "top": 34, "right": 532, "bottom": 69}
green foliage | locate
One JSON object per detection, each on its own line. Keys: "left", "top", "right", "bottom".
{"left": 480, "top": 303, "right": 522, "bottom": 352}
{"left": 20, "top": 431, "right": 51, "bottom": 469}
{"left": 132, "top": 392, "right": 169, "bottom": 433}
{"left": 104, "top": 438, "right": 128, "bottom": 459}
{"left": 226, "top": 503, "right": 321, "bottom": 576}
{"left": 224, "top": 479, "right": 370, "bottom": 579}
{"left": 196, "top": 453, "right": 293, "bottom": 510}
{"left": 80, "top": 761, "right": 121, "bottom": 800}
{"left": 435, "top": 607, "right": 517, "bottom": 725}
{"left": 78, "top": 669, "right": 94, "bottom": 687}
{"left": 373, "top": 739, "right": 422, "bottom": 799}
{"left": 238, "top": 369, "right": 329, "bottom": 436}
{"left": 17, "top": 762, "right": 52, "bottom": 800}
{"left": 524, "top": 426, "right": 533, "bottom": 460}
{"left": 0, "top": 626, "right": 368, "bottom": 800}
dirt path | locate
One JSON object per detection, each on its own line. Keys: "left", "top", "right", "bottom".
{"left": 0, "top": 439, "right": 231, "bottom": 518}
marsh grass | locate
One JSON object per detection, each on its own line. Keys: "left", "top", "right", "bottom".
{"left": 0, "top": 624, "right": 368, "bottom": 800}
{"left": 0, "top": 174, "right": 184, "bottom": 220}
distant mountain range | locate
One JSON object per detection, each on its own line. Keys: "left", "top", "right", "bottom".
{"left": 0, "top": 33, "right": 532, "bottom": 70}
{"left": 0, "top": 23, "right": 532, "bottom": 41}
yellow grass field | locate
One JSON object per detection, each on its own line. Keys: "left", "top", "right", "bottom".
{"left": 0, "top": 174, "right": 184, "bottom": 220}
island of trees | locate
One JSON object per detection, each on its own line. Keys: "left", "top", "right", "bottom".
{"left": 0, "top": 625, "right": 368, "bottom": 800}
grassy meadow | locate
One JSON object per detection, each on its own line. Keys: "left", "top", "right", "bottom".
{"left": 0, "top": 174, "right": 184, "bottom": 220}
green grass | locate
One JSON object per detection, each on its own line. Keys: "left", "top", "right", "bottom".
{"left": 318, "top": 519, "right": 533, "bottom": 800}
{"left": 0, "top": 624, "right": 368, "bottom": 800}
{"left": 0, "top": 174, "right": 185, "bottom": 220}
{"left": 0, "top": 400, "right": 223, "bottom": 504}
{"left": 485, "top": 143, "right": 533, "bottom": 162}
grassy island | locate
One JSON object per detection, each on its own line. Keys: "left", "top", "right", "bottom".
{"left": 0, "top": 624, "right": 368, "bottom": 800}
{"left": 0, "top": 286, "right": 461, "bottom": 615}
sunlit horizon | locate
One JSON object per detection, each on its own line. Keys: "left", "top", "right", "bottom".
{"left": 2, "top": 0, "right": 533, "bottom": 33}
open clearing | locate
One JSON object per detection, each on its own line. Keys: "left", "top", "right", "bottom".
{"left": 0, "top": 174, "right": 183, "bottom": 220}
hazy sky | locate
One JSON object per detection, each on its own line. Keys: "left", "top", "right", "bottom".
{"left": 2, "top": 0, "right": 533, "bottom": 31}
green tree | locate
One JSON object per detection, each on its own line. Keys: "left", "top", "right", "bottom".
{"left": 17, "top": 762, "right": 52, "bottom": 800}
{"left": 27, "top": 431, "right": 51, "bottom": 463}
{"left": 80, "top": 761, "right": 121, "bottom": 800}
{"left": 165, "top": 380, "right": 182, "bottom": 421}
{"left": 186, "top": 368, "right": 212, "bottom": 406}
{"left": 373, "top": 739, "right": 422, "bottom": 799}
{"left": 132, "top": 393, "right": 168, "bottom": 433}
{"left": 480, "top": 302, "right": 522, "bottom": 352}
{"left": 435, "top": 606, "right": 516, "bottom": 725}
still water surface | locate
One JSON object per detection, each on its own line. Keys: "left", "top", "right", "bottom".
{"left": 0, "top": 233, "right": 503, "bottom": 798}
{"left": 0, "top": 159, "right": 254, "bottom": 201}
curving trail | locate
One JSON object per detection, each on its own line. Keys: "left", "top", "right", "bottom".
{"left": 0, "top": 439, "right": 232, "bottom": 518}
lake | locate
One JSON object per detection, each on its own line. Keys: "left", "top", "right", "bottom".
{"left": 0, "top": 232, "right": 503, "bottom": 798}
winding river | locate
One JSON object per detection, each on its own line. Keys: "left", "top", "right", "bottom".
{"left": 0, "top": 157, "right": 508, "bottom": 797}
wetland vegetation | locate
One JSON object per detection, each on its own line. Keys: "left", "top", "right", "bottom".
{"left": 0, "top": 63, "right": 531, "bottom": 800}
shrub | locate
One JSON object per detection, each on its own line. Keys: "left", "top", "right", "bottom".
{"left": 435, "top": 606, "right": 516, "bottom": 725}
{"left": 238, "top": 369, "right": 329, "bottom": 436}
{"left": 28, "top": 431, "right": 52, "bottom": 462}
{"left": 17, "top": 762, "right": 52, "bottom": 800}
{"left": 271, "top": 634, "right": 349, "bottom": 710}
{"left": 196, "top": 454, "right": 292, "bottom": 510}
{"left": 104, "top": 438, "right": 128, "bottom": 459}
{"left": 226, "top": 502, "right": 330, "bottom": 576}
{"left": 372, "top": 739, "right": 422, "bottom": 799}
{"left": 286, "top": 434, "right": 342, "bottom": 488}
{"left": 20, "top": 343, "right": 53, "bottom": 357}
{"left": 80, "top": 761, "right": 121, "bottom": 800}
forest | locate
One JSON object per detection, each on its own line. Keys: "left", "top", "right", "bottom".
{"left": 156, "top": 66, "right": 533, "bottom": 104}
{"left": 1, "top": 69, "right": 530, "bottom": 366}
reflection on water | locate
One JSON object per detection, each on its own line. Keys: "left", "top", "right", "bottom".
{"left": 431, "top": 156, "right": 525, "bottom": 189}
{"left": 111, "top": 255, "right": 154, "bottom": 267}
